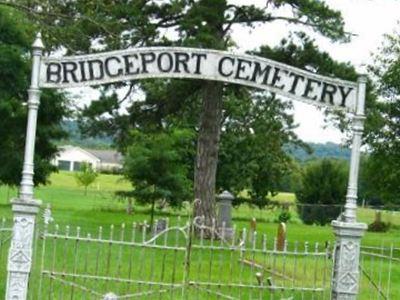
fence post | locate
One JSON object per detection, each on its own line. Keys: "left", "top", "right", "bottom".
{"left": 5, "top": 33, "right": 44, "bottom": 300}
{"left": 217, "top": 191, "right": 234, "bottom": 239}
{"left": 331, "top": 76, "right": 368, "bottom": 300}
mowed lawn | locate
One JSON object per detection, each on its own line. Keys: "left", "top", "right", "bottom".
{"left": 0, "top": 171, "right": 399, "bottom": 246}
{"left": 0, "top": 171, "right": 399, "bottom": 299}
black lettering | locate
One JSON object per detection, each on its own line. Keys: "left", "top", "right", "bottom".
{"left": 302, "top": 78, "right": 322, "bottom": 100}
{"left": 218, "top": 56, "right": 235, "bottom": 77}
{"left": 339, "top": 86, "right": 353, "bottom": 107}
{"left": 288, "top": 72, "right": 305, "bottom": 94}
{"left": 46, "top": 63, "right": 61, "bottom": 83}
{"left": 158, "top": 52, "right": 174, "bottom": 73}
{"left": 87, "top": 59, "right": 104, "bottom": 81}
{"left": 271, "top": 67, "right": 287, "bottom": 90}
{"left": 105, "top": 56, "right": 123, "bottom": 78}
{"left": 191, "top": 53, "right": 207, "bottom": 74}
{"left": 235, "top": 59, "right": 252, "bottom": 80}
{"left": 123, "top": 54, "right": 140, "bottom": 75}
{"left": 320, "top": 82, "right": 337, "bottom": 104}
{"left": 174, "top": 52, "right": 190, "bottom": 73}
{"left": 79, "top": 61, "right": 87, "bottom": 82}
{"left": 140, "top": 53, "right": 156, "bottom": 73}
{"left": 61, "top": 62, "right": 79, "bottom": 83}
{"left": 250, "top": 62, "right": 271, "bottom": 84}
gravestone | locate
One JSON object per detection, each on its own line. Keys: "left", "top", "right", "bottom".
{"left": 217, "top": 191, "right": 234, "bottom": 239}
{"left": 374, "top": 210, "right": 382, "bottom": 223}
{"left": 249, "top": 217, "right": 257, "bottom": 242}
{"left": 153, "top": 219, "right": 167, "bottom": 235}
{"left": 250, "top": 217, "right": 257, "bottom": 232}
{"left": 43, "top": 203, "right": 54, "bottom": 225}
{"left": 277, "top": 222, "right": 286, "bottom": 251}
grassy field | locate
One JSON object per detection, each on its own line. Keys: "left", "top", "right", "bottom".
{"left": 0, "top": 171, "right": 399, "bottom": 299}
{"left": 1, "top": 172, "right": 398, "bottom": 246}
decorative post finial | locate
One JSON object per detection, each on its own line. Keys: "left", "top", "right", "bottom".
{"left": 357, "top": 74, "right": 368, "bottom": 83}
{"left": 32, "top": 32, "right": 45, "bottom": 49}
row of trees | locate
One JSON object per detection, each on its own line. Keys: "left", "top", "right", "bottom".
{"left": 0, "top": 1, "right": 399, "bottom": 222}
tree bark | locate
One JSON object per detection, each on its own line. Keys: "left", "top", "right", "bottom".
{"left": 194, "top": 81, "right": 224, "bottom": 228}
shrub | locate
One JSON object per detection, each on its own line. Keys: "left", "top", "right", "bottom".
{"left": 74, "top": 162, "right": 98, "bottom": 195}
{"left": 295, "top": 159, "right": 347, "bottom": 225}
{"left": 278, "top": 210, "right": 291, "bottom": 223}
{"left": 297, "top": 204, "right": 342, "bottom": 226}
{"left": 367, "top": 211, "right": 391, "bottom": 232}
{"left": 368, "top": 221, "right": 391, "bottom": 232}
{"left": 123, "top": 129, "right": 193, "bottom": 228}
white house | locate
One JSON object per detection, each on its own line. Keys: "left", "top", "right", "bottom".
{"left": 53, "top": 145, "right": 123, "bottom": 171}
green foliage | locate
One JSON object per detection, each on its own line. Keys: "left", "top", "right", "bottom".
{"left": 357, "top": 155, "right": 382, "bottom": 206}
{"left": 123, "top": 129, "right": 194, "bottom": 224}
{"left": 5, "top": 1, "right": 348, "bottom": 51}
{"left": 362, "top": 30, "right": 400, "bottom": 205}
{"left": 295, "top": 159, "right": 348, "bottom": 225}
{"left": 0, "top": 7, "right": 69, "bottom": 187}
{"left": 217, "top": 91, "right": 302, "bottom": 208}
{"left": 74, "top": 162, "right": 98, "bottom": 195}
{"left": 278, "top": 209, "right": 292, "bottom": 223}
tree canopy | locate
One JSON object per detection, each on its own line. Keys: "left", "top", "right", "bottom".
{"left": 123, "top": 129, "right": 193, "bottom": 226}
{"left": 0, "top": 1, "right": 365, "bottom": 221}
{"left": 0, "top": 7, "right": 69, "bottom": 187}
{"left": 363, "top": 29, "right": 400, "bottom": 204}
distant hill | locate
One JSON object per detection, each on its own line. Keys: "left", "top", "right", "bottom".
{"left": 58, "top": 120, "right": 113, "bottom": 149}
{"left": 286, "top": 142, "right": 351, "bottom": 161}
{"left": 60, "top": 120, "right": 351, "bottom": 160}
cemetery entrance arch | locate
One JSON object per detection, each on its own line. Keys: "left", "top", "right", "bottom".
{"left": 5, "top": 33, "right": 367, "bottom": 300}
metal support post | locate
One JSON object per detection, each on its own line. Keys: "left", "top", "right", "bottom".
{"left": 5, "top": 32, "right": 44, "bottom": 300}
{"left": 331, "top": 75, "right": 368, "bottom": 300}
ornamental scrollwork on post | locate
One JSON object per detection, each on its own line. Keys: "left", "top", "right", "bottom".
{"left": 7, "top": 216, "right": 35, "bottom": 273}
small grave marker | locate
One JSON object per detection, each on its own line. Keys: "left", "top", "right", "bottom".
{"left": 249, "top": 217, "right": 257, "bottom": 242}
{"left": 43, "top": 203, "right": 54, "bottom": 225}
{"left": 154, "top": 219, "right": 167, "bottom": 235}
{"left": 277, "top": 222, "right": 286, "bottom": 251}
{"left": 217, "top": 191, "right": 234, "bottom": 239}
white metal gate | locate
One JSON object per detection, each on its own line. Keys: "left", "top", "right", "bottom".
{"left": 29, "top": 217, "right": 332, "bottom": 300}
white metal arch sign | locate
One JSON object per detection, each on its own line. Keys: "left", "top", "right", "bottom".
{"left": 40, "top": 47, "right": 358, "bottom": 111}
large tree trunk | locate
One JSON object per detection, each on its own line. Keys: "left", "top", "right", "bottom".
{"left": 194, "top": 81, "right": 224, "bottom": 228}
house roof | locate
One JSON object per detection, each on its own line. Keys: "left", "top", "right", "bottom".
{"left": 58, "top": 145, "right": 123, "bottom": 165}
{"left": 84, "top": 149, "right": 123, "bottom": 165}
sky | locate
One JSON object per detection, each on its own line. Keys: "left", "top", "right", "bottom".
{"left": 69, "top": 0, "right": 400, "bottom": 144}
{"left": 230, "top": 0, "right": 400, "bottom": 143}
